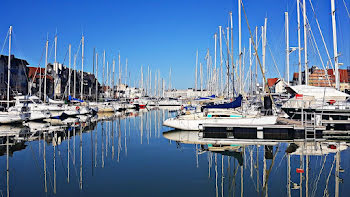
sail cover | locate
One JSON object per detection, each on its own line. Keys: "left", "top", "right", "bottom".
{"left": 203, "top": 94, "right": 242, "bottom": 109}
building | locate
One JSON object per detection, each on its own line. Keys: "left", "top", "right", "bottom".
{"left": 267, "top": 78, "right": 286, "bottom": 93}
{"left": 165, "top": 88, "right": 211, "bottom": 98}
{"left": 0, "top": 55, "right": 29, "bottom": 99}
{"left": 28, "top": 63, "right": 100, "bottom": 101}
{"left": 292, "top": 66, "right": 349, "bottom": 92}
{"left": 27, "top": 66, "right": 54, "bottom": 98}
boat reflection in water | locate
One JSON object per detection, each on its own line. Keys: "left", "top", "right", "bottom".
{"left": 163, "top": 130, "right": 350, "bottom": 197}
{"left": 0, "top": 108, "right": 177, "bottom": 197}
{"left": 0, "top": 107, "right": 349, "bottom": 196}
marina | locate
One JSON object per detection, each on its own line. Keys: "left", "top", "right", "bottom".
{"left": 0, "top": 0, "right": 349, "bottom": 196}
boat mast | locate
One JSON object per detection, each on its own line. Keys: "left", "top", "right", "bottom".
{"left": 80, "top": 35, "right": 84, "bottom": 100}
{"left": 73, "top": 54, "right": 76, "bottom": 98}
{"left": 169, "top": 67, "right": 171, "bottom": 91}
{"left": 297, "top": 0, "right": 302, "bottom": 85}
{"left": 331, "top": 0, "right": 340, "bottom": 90}
{"left": 118, "top": 52, "right": 121, "bottom": 86}
{"left": 285, "top": 12, "right": 290, "bottom": 85}
{"left": 219, "top": 25, "right": 223, "bottom": 96}
{"left": 226, "top": 27, "right": 230, "bottom": 97}
{"left": 238, "top": 0, "right": 242, "bottom": 94}
{"left": 255, "top": 26, "right": 258, "bottom": 94}
{"left": 68, "top": 44, "right": 71, "bottom": 96}
{"left": 195, "top": 50, "right": 198, "bottom": 90}
{"left": 54, "top": 34, "right": 57, "bottom": 99}
{"left": 200, "top": 62, "right": 203, "bottom": 93}
{"left": 112, "top": 58, "right": 115, "bottom": 98}
{"left": 214, "top": 33, "right": 217, "bottom": 95}
{"left": 230, "top": 12, "right": 234, "bottom": 97}
{"left": 154, "top": 69, "right": 157, "bottom": 96}
{"left": 206, "top": 49, "right": 210, "bottom": 92}
{"left": 95, "top": 52, "right": 98, "bottom": 102}
{"left": 106, "top": 61, "right": 109, "bottom": 97}
{"left": 262, "top": 18, "right": 267, "bottom": 93}
{"left": 103, "top": 51, "right": 105, "bottom": 97}
{"left": 54, "top": 34, "right": 57, "bottom": 63}
{"left": 125, "top": 58, "right": 128, "bottom": 86}
{"left": 6, "top": 26, "right": 12, "bottom": 109}
{"left": 141, "top": 66, "right": 143, "bottom": 95}
{"left": 249, "top": 38, "right": 252, "bottom": 94}
{"left": 303, "top": 0, "right": 308, "bottom": 85}
{"left": 44, "top": 38, "right": 48, "bottom": 102}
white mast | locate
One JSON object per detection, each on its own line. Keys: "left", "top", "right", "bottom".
{"left": 150, "top": 70, "right": 152, "bottom": 96}
{"left": 154, "top": 69, "right": 157, "bottom": 96}
{"left": 68, "top": 44, "right": 71, "bottom": 96}
{"left": 249, "top": 38, "right": 252, "bottom": 94}
{"left": 195, "top": 50, "right": 198, "bottom": 90}
{"left": 102, "top": 51, "right": 105, "bottom": 95}
{"left": 255, "top": 27, "right": 258, "bottom": 93}
{"left": 226, "top": 27, "right": 230, "bottom": 97}
{"left": 54, "top": 34, "right": 57, "bottom": 63}
{"left": 238, "top": 0, "right": 242, "bottom": 94}
{"left": 125, "top": 58, "right": 128, "bottom": 85}
{"left": 95, "top": 52, "right": 98, "bottom": 102}
{"left": 230, "top": 12, "right": 234, "bottom": 96}
{"left": 44, "top": 38, "right": 48, "bottom": 102}
{"left": 297, "top": 0, "right": 302, "bottom": 85}
{"left": 106, "top": 61, "right": 109, "bottom": 96}
{"left": 200, "top": 62, "right": 203, "bottom": 92}
{"left": 285, "top": 12, "right": 290, "bottom": 85}
{"left": 118, "top": 52, "right": 121, "bottom": 86}
{"left": 6, "top": 26, "right": 12, "bottom": 109}
{"left": 214, "top": 33, "right": 217, "bottom": 95}
{"left": 112, "top": 59, "right": 115, "bottom": 98}
{"left": 169, "top": 67, "right": 171, "bottom": 91}
{"left": 147, "top": 66, "right": 149, "bottom": 95}
{"left": 80, "top": 35, "right": 84, "bottom": 100}
{"left": 73, "top": 54, "right": 76, "bottom": 98}
{"left": 219, "top": 26, "right": 223, "bottom": 96}
{"left": 262, "top": 18, "right": 267, "bottom": 92}
{"left": 331, "top": 0, "right": 340, "bottom": 90}
{"left": 141, "top": 66, "right": 143, "bottom": 95}
{"left": 303, "top": 0, "right": 308, "bottom": 85}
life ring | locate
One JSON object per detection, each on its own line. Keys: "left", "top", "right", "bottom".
{"left": 76, "top": 106, "right": 80, "bottom": 111}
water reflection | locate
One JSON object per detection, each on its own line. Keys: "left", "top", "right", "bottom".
{"left": 163, "top": 130, "right": 350, "bottom": 197}
{"left": 0, "top": 107, "right": 177, "bottom": 197}
{"left": 0, "top": 107, "right": 349, "bottom": 196}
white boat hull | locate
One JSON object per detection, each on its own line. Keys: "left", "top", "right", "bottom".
{"left": 163, "top": 116, "right": 278, "bottom": 131}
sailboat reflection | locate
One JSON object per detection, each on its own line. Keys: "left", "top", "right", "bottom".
{"left": 163, "top": 129, "right": 350, "bottom": 197}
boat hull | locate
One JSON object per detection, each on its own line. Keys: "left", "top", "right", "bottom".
{"left": 163, "top": 116, "right": 278, "bottom": 131}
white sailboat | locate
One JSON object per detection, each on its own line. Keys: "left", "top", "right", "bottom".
{"left": 163, "top": 109, "right": 277, "bottom": 131}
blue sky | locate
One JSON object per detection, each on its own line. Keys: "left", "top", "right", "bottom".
{"left": 0, "top": 0, "right": 349, "bottom": 89}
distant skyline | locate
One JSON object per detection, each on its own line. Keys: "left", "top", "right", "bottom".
{"left": 1, "top": 0, "right": 349, "bottom": 89}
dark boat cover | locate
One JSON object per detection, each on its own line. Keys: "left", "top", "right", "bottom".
{"left": 203, "top": 94, "right": 242, "bottom": 109}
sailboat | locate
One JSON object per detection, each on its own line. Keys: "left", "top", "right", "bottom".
{"left": 0, "top": 26, "right": 30, "bottom": 124}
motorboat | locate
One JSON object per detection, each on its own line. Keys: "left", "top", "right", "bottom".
{"left": 14, "top": 96, "right": 64, "bottom": 118}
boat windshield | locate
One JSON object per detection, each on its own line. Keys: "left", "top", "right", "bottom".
{"left": 19, "top": 100, "right": 34, "bottom": 104}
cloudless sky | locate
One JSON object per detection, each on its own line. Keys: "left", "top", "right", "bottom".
{"left": 1, "top": 0, "right": 349, "bottom": 89}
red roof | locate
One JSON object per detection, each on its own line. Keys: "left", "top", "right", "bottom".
{"left": 293, "top": 73, "right": 299, "bottom": 79}
{"left": 267, "top": 78, "right": 279, "bottom": 87}
{"left": 28, "top": 67, "right": 53, "bottom": 80}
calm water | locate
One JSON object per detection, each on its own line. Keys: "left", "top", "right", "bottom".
{"left": 0, "top": 108, "right": 349, "bottom": 196}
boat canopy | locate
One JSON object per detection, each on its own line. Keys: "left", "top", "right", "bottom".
{"left": 203, "top": 94, "right": 242, "bottom": 109}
